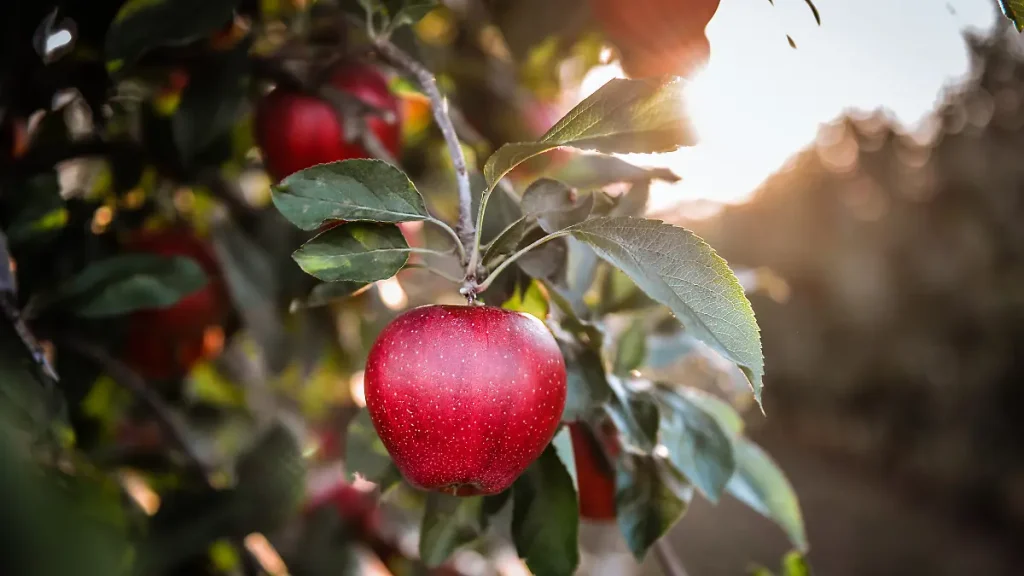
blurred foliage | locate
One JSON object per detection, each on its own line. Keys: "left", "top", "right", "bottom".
{"left": 0, "top": 0, "right": 806, "bottom": 574}
{"left": 694, "top": 32, "right": 1024, "bottom": 538}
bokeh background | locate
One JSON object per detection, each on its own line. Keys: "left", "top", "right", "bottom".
{"left": 4, "top": 0, "right": 1024, "bottom": 575}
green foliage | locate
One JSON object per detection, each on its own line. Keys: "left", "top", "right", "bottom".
{"left": 657, "top": 388, "right": 735, "bottom": 502}
{"left": 567, "top": 217, "right": 765, "bottom": 406}
{"left": 1000, "top": 1, "right": 1024, "bottom": 32}
{"left": 521, "top": 178, "right": 595, "bottom": 233}
{"left": 272, "top": 160, "right": 430, "bottom": 230}
{"left": 483, "top": 77, "right": 697, "bottom": 188}
{"left": 0, "top": 1, "right": 804, "bottom": 572}
{"left": 105, "top": 0, "right": 239, "bottom": 74}
{"left": 419, "top": 493, "right": 485, "bottom": 567}
{"left": 292, "top": 222, "right": 412, "bottom": 282}
{"left": 615, "top": 453, "right": 691, "bottom": 560}
{"left": 728, "top": 438, "right": 808, "bottom": 552}
{"left": 345, "top": 409, "right": 401, "bottom": 489}
{"left": 511, "top": 445, "right": 580, "bottom": 576}
{"left": 45, "top": 254, "right": 208, "bottom": 318}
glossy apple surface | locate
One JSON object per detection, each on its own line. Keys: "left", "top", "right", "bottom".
{"left": 256, "top": 62, "right": 401, "bottom": 182}
{"left": 364, "top": 305, "right": 567, "bottom": 495}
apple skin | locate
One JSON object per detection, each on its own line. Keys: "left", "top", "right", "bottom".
{"left": 122, "top": 228, "right": 229, "bottom": 381}
{"left": 569, "top": 422, "right": 621, "bottom": 521}
{"left": 364, "top": 305, "right": 567, "bottom": 495}
{"left": 589, "top": 0, "right": 720, "bottom": 79}
{"left": 255, "top": 62, "right": 401, "bottom": 182}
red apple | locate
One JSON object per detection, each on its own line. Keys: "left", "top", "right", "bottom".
{"left": 122, "top": 228, "right": 230, "bottom": 380}
{"left": 589, "top": 0, "right": 720, "bottom": 79}
{"left": 364, "top": 305, "right": 567, "bottom": 495}
{"left": 255, "top": 62, "right": 402, "bottom": 182}
{"left": 569, "top": 422, "right": 621, "bottom": 521}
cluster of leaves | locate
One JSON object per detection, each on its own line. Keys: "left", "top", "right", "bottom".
{"left": 274, "top": 71, "right": 807, "bottom": 573}
{"left": 0, "top": 0, "right": 811, "bottom": 575}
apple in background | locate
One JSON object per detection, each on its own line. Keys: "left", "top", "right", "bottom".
{"left": 589, "top": 0, "right": 720, "bottom": 79}
{"left": 569, "top": 422, "right": 622, "bottom": 521}
{"left": 305, "top": 481, "right": 381, "bottom": 536}
{"left": 364, "top": 305, "right": 567, "bottom": 495}
{"left": 509, "top": 98, "right": 572, "bottom": 182}
{"left": 255, "top": 62, "right": 402, "bottom": 182}
{"left": 122, "top": 228, "right": 230, "bottom": 381}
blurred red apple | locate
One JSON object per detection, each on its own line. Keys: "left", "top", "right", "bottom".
{"left": 122, "top": 228, "right": 230, "bottom": 381}
{"left": 569, "top": 422, "right": 621, "bottom": 521}
{"left": 589, "top": 0, "right": 720, "bottom": 79}
{"left": 256, "top": 62, "right": 401, "bottom": 182}
{"left": 364, "top": 305, "right": 567, "bottom": 495}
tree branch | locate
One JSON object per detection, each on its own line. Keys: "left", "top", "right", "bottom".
{"left": 372, "top": 39, "right": 476, "bottom": 274}
{"left": 62, "top": 337, "right": 213, "bottom": 479}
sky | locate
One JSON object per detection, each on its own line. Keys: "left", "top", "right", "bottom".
{"left": 578, "top": 0, "right": 1009, "bottom": 212}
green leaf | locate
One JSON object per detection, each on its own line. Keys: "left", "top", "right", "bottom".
{"left": 105, "top": 0, "right": 239, "bottom": 75}
{"left": 604, "top": 375, "right": 659, "bottom": 453}
{"left": 50, "top": 254, "right": 208, "bottom": 318}
{"left": 483, "top": 77, "right": 696, "bottom": 188}
{"left": 5, "top": 173, "right": 66, "bottom": 246}
{"left": 554, "top": 326, "right": 611, "bottom": 422}
{"left": 1002, "top": 1, "right": 1024, "bottom": 32}
{"left": 515, "top": 228, "right": 568, "bottom": 283}
{"left": 292, "top": 222, "right": 411, "bottom": 283}
{"left": 615, "top": 454, "right": 692, "bottom": 560}
{"left": 521, "top": 179, "right": 594, "bottom": 233}
{"left": 512, "top": 445, "right": 579, "bottom": 576}
{"left": 292, "top": 282, "right": 371, "bottom": 311}
{"left": 728, "top": 438, "right": 808, "bottom": 552}
{"left": 677, "top": 387, "right": 745, "bottom": 437}
{"left": 782, "top": 550, "right": 811, "bottom": 576}
{"left": 173, "top": 42, "right": 250, "bottom": 167}
{"left": 566, "top": 217, "right": 764, "bottom": 406}
{"left": 657, "top": 388, "right": 735, "bottom": 502}
{"left": 613, "top": 319, "right": 647, "bottom": 375}
{"left": 420, "top": 493, "right": 485, "bottom": 568}
{"left": 345, "top": 409, "right": 400, "bottom": 489}
{"left": 272, "top": 160, "right": 428, "bottom": 231}
{"left": 482, "top": 216, "right": 528, "bottom": 267}
{"left": 387, "top": 0, "right": 438, "bottom": 29}
{"left": 550, "top": 154, "right": 679, "bottom": 190}
{"left": 551, "top": 427, "right": 578, "bottom": 491}
{"left": 501, "top": 280, "right": 549, "bottom": 321}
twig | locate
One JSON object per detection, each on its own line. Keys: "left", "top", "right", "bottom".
{"left": 474, "top": 230, "right": 567, "bottom": 293}
{"left": 373, "top": 39, "right": 476, "bottom": 272}
{"left": 654, "top": 540, "right": 691, "bottom": 576}
{"left": 62, "top": 337, "right": 213, "bottom": 478}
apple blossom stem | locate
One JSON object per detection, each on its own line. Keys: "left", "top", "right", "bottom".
{"left": 474, "top": 230, "right": 569, "bottom": 293}
{"left": 424, "top": 217, "right": 467, "bottom": 264}
{"left": 373, "top": 40, "right": 476, "bottom": 265}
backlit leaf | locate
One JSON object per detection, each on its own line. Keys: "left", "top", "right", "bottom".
{"left": 566, "top": 217, "right": 764, "bottom": 406}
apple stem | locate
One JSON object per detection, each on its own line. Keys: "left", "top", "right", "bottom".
{"left": 373, "top": 40, "right": 476, "bottom": 270}
{"left": 474, "top": 231, "right": 569, "bottom": 294}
